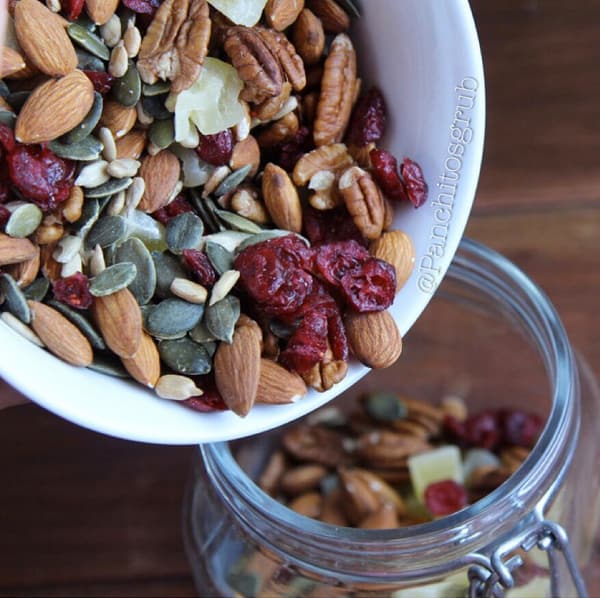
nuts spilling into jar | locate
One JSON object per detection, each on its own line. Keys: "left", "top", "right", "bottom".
{"left": 0, "top": 0, "right": 427, "bottom": 416}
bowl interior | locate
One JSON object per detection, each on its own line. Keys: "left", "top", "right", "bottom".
{"left": 0, "top": 0, "right": 485, "bottom": 444}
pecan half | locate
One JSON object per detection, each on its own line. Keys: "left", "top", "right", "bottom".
{"left": 257, "top": 27, "right": 306, "bottom": 92}
{"left": 137, "top": 0, "right": 211, "bottom": 93}
{"left": 314, "top": 33, "right": 357, "bottom": 146}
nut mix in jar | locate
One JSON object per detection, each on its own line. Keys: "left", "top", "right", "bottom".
{"left": 0, "top": 0, "right": 427, "bottom": 416}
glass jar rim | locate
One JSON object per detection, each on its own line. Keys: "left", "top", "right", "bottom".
{"left": 198, "top": 239, "right": 579, "bottom": 579}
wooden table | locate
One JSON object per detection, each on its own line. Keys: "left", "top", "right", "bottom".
{"left": 1, "top": 0, "right": 599, "bottom": 595}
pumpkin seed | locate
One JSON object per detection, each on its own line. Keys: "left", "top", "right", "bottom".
{"left": 148, "top": 118, "right": 175, "bottom": 150}
{"left": 7, "top": 91, "right": 30, "bottom": 111}
{"left": 209, "top": 270, "right": 240, "bottom": 306}
{"left": 236, "top": 230, "right": 310, "bottom": 254}
{"left": 204, "top": 295, "right": 240, "bottom": 344}
{"left": 89, "top": 262, "right": 137, "bottom": 297}
{"left": 53, "top": 234, "right": 83, "bottom": 263}
{"left": 0, "top": 274, "right": 30, "bottom": 323}
{"left": 5, "top": 203, "right": 43, "bottom": 238}
{"left": 154, "top": 374, "right": 203, "bottom": 400}
{"left": 189, "top": 191, "right": 221, "bottom": 233}
{"left": 214, "top": 165, "right": 252, "bottom": 197}
{"left": 202, "top": 340, "right": 217, "bottom": 358}
{"left": 151, "top": 250, "right": 187, "bottom": 298}
{"left": 0, "top": 311, "right": 44, "bottom": 347}
{"left": 214, "top": 208, "right": 262, "bottom": 234}
{"left": 204, "top": 230, "right": 251, "bottom": 253}
{"left": 113, "top": 237, "right": 156, "bottom": 304}
{"left": 205, "top": 241, "right": 234, "bottom": 275}
{"left": 75, "top": 14, "right": 97, "bottom": 32}
{"left": 364, "top": 392, "right": 408, "bottom": 423}
{"left": 85, "top": 177, "right": 133, "bottom": 198}
{"left": 0, "top": 111, "right": 16, "bottom": 127}
{"left": 189, "top": 320, "right": 217, "bottom": 344}
{"left": 146, "top": 298, "right": 204, "bottom": 337}
{"left": 142, "top": 81, "right": 171, "bottom": 96}
{"left": 49, "top": 135, "right": 104, "bottom": 162}
{"left": 165, "top": 212, "right": 204, "bottom": 254}
{"left": 68, "top": 23, "right": 110, "bottom": 61}
{"left": 88, "top": 354, "right": 130, "bottom": 378}
{"left": 112, "top": 60, "right": 141, "bottom": 107}
{"left": 76, "top": 48, "right": 106, "bottom": 72}
{"left": 158, "top": 337, "right": 212, "bottom": 375}
{"left": 47, "top": 299, "right": 107, "bottom": 351}
{"left": 73, "top": 198, "right": 101, "bottom": 238}
{"left": 85, "top": 214, "right": 128, "bottom": 249}
{"left": 142, "top": 94, "right": 171, "bottom": 120}
{"left": 269, "top": 319, "right": 294, "bottom": 340}
{"left": 22, "top": 277, "right": 50, "bottom": 302}
{"left": 0, "top": 80, "right": 10, "bottom": 98}
{"left": 62, "top": 92, "right": 103, "bottom": 145}
{"left": 338, "top": 0, "right": 361, "bottom": 18}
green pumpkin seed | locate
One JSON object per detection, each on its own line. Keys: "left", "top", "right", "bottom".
{"left": 204, "top": 295, "right": 240, "bottom": 344}
{"left": 214, "top": 208, "right": 262, "bottom": 234}
{"left": 205, "top": 241, "right": 234, "bottom": 275}
{"left": 49, "top": 135, "right": 104, "bottom": 162}
{"left": 113, "top": 237, "right": 156, "bottom": 304}
{"left": 22, "top": 277, "right": 50, "bottom": 302}
{"left": 76, "top": 48, "right": 106, "bottom": 72}
{"left": 202, "top": 341, "right": 217, "bottom": 358}
{"left": 0, "top": 80, "right": 10, "bottom": 98}
{"left": 189, "top": 320, "right": 217, "bottom": 344}
{"left": 338, "top": 0, "right": 361, "bottom": 17}
{"left": 151, "top": 250, "right": 187, "bottom": 298}
{"left": 85, "top": 214, "right": 128, "bottom": 249}
{"left": 165, "top": 212, "right": 204, "bottom": 254}
{"left": 142, "top": 81, "right": 171, "bottom": 96}
{"left": 142, "top": 94, "right": 171, "bottom": 120}
{"left": 269, "top": 320, "right": 294, "bottom": 340}
{"left": 0, "top": 111, "right": 16, "bottom": 127}
{"left": 89, "top": 262, "right": 137, "bottom": 297}
{"left": 68, "top": 23, "right": 110, "bottom": 61}
{"left": 5, "top": 203, "right": 43, "bottom": 238}
{"left": 364, "top": 392, "right": 408, "bottom": 423}
{"left": 112, "top": 60, "right": 141, "bottom": 107}
{"left": 85, "top": 177, "right": 133, "bottom": 198}
{"left": 0, "top": 274, "right": 30, "bottom": 324}
{"left": 75, "top": 14, "right": 97, "bottom": 32}
{"left": 88, "top": 354, "right": 130, "bottom": 378}
{"left": 62, "top": 92, "right": 103, "bottom": 145}
{"left": 189, "top": 191, "right": 221, "bottom": 233}
{"left": 148, "top": 118, "right": 175, "bottom": 150}
{"left": 214, "top": 165, "right": 252, "bottom": 197}
{"left": 159, "top": 337, "right": 212, "bottom": 375}
{"left": 73, "top": 198, "right": 101, "bottom": 238}
{"left": 146, "top": 298, "right": 204, "bottom": 337}
{"left": 7, "top": 91, "right": 30, "bottom": 111}
{"left": 47, "top": 299, "right": 107, "bottom": 351}
{"left": 236, "top": 230, "right": 310, "bottom": 254}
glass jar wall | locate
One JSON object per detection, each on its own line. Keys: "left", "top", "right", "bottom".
{"left": 183, "top": 240, "right": 600, "bottom": 597}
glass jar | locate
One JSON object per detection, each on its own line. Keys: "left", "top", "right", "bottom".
{"left": 183, "top": 239, "right": 600, "bottom": 597}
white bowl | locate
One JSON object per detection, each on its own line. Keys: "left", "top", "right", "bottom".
{"left": 0, "top": 0, "right": 485, "bottom": 444}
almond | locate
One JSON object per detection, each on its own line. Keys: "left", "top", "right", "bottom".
{"left": 99, "top": 100, "right": 137, "bottom": 139}
{"left": 85, "top": 0, "right": 120, "bottom": 25}
{"left": 262, "top": 162, "right": 302, "bottom": 233}
{"left": 214, "top": 317, "right": 262, "bottom": 417}
{"left": 265, "top": 0, "right": 305, "bottom": 31}
{"left": 28, "top": 300, "right": 93, "bottom": 367}
{"left": 292, "top": 8, "right": 325, "bottom": 66}
{"left": 344, "top": 310, "right": 402, "bottom": 369}
{"left": 307, "top": 0, "right": 351, "bottom": 33}
{"left": 370, "top": 230, "right": 415, "bottom": 292}
{"left": 115, "top": 130, "right": 147, "bottom": 160}
{"left": 14, "top": 0, "right": 77, "bottom": 77}
{"left": 121, "top": 332, "right": 161, "bottom": 388}
{"left": 0, "top": 233, "right": 37, "bottom": 266}
{"left": 15, "top": 70, "right": 94, "bottom": 144}
{"left": 5, "top": 245, "right": 40, "bottom": 288}
{"left": 230, "top": 135, "right": 260, "bottom": 176}
{"left": 137, "top": 151, "right": 181, "bottom": 213}
{"left": 0, "top": 46, "right": 26, "bottom": 78}
{"left": 256, "top": 358, "right": 307, "bottom": 405}
{"left": 91, "top": 288, "right": 143, "bottom": 359}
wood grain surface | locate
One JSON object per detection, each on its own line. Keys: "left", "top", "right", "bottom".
{"left": 1, "top": 0, "right": 599, "bottom": 596}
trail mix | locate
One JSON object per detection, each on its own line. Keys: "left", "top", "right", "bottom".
{"left": 0, "top": 0, "right": 427, "bottom": 416}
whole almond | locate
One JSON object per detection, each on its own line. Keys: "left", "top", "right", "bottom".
{"left": 344, "top": 310, "right": 402, "bottom": 369}
{"left": 138, "top": 151, "right": 182, "bottom": 213}
{"left": 0, "top": 46, "right": 26, "bottom": 78}
{"left": 91, "top": 288, "right": 143, "bottom": 358}
{"left": 15, "top": 70, "right": 94, "bottom": 144}
{"left": 14, "top": 0, "right": 77, "bottom": 76}
{"left": 230, "top": 135, "right": 260, "bottom": 176}
{"left": 0, "top": 233, "right": 38, "bottom": 266}
{"left": 370, "top": 230, "right": 415, "bottom": 292}
{"left": 28, "top": 300, "right": 93, "bottom": 367}
{"left": 85, "top": 0, "right": 120, "bottom": 25}
{"left": 292, "top": 8, "right": 325, "bottom": 66}
{"left": 115, "top": 130, "right": 147, "bottom": 160}
{"left": 262, "top": 162, "right": 302, "bottom": 233}
{"left": 5, "top": 245, "right": 40, "bottom": 288}
{"left": 307, "top": 0, "right": 351, "bottom": 33}
{"left": 99, "top": 100, "right": 137, "bottom": 139}
{"left": 265, "top": 0, "right": 305, "bottom": 31}
{"left": 214, "top": 317, "right": 262, "bottom": 417}
{"left": 359, "top": 502, "right": 400, "bottom": 530}
{"left": 256, "top": 358, "right": 307, "bottom": 405}
{"left": 121, "top": 332, "right": 161, "bottom": 388}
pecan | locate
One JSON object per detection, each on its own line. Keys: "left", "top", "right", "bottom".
{"left": 256, "top": 111, "right": 299, "bottom": 148}
{"left": 308, "top": 170, "right": 342, "bottom": 210}
{"left": 137, "top": 0, "right": 211, "bottom": 93}
{"left": 302, "top": 356, "right": 347, "bottom": 391}
{"left": 314, "top": 33, "right": 357, "bottom": 146}
{"left": 292, "top": 143, "right": 353, "bottom": 185}
{"left": 253, "top": 81, "right": 292, "bottom": 121}
{"left": 355, "top": 430, "right": 431, "bottom": 468}
{"left": 257, "top": 27, "right": 306, "bottom": 92}
{"left": 282, "top": 424, "right": 350, "bottom": 467}
{"left": 338, "top": 166, "right": 384, "bottom": 240}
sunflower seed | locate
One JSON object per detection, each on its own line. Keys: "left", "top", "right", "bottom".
{"left": 22, "top": 277, "right": 50, "bottom": 302}
{"left": 76, "top": 48, "right": 106, "bottom": 72}
{"left": 107, "top": 158, "right": 140, "bottom": 179}
{"left": 123, "top": 22, "right": 142, "bottom": 58}
{"left": 123, "top": 177, "right": 145, "bottom": 217}
{"left": 204, "top": 295, "right": 240, "bottom": 344}
{"left": 88, "top": 354, "right": 130, "bottom": 378}
{"left": 142, "top": 81, "right": 171, "bottom": 96}
{"left": 85, "top": 214, "right": 127, "bottom": 249}
{"left": 68, "top": 23, "right": 110, "bottom": 60}
{"left": 204, "top": 230, "right": 251, "bottom": 253}
{"left": 99, "top": 127, "right": 117, "bottom": 162}
{"left": 148, "top": 118, "right": 175, "bottom": 150}
{"left": 170, "top": 278, "right": 207, "bottom": 304}
{"left": 49, "top": 136, "right": 104, "bottom": 162}
{"left": 158, "top": 337, "right": 212, "bottom": 375}
{"left": 189, "top": 320, "right": 217, "bottom": 344}
{"left": 146, "top": 298, "right": 204, "bottom": 337}
{"left": 215, "top": 208, "right": 262, "bottom": 234}
{"left": 0, "top": 274, "right": 30, "bottom": 323}
{"left": 165, "top": 212, "right": 204, "bottom": 254}
{"left": 205, "top": 241, "right": 234, "bottom": 275}
{"left": 112, "top": 59, "right": 141, "bottom": 106}
{"left": 0, "top": 311, "right": 44, "bottom": 346}
{"left": 53, "top": 235, "right": 83, "bottom": 263}
{"left": 155, "top": 374, "right": 203, "bottom": 400}
{"left": 114, "top": 237, "right": 156, "bottom": 304}
{"left": 5, "top": 203, "right": 43, "bottom": 238}
{"left": 203, "top": 165, "right": 230, "bottom": 198}
{"left": 89, "top": 262, "right": 137, "bottom": 296}
{"left": 47, "top": 299, "right": 107, "bottom": 351}
{"left": 60, "top": 252, "right": 82, "bottom": 277}
{"left": 214, "top": 165, "right": 252, "bottom": 197}
{"left": 209, "top": 270, "right": 240, "bottom": 306}
{"left": 136, "top": 100, "right": 154, "bottom": 126}
{"left": 63, "top": 92, "right": 103, "bottom": 145}
{"left": 89, "top": 244, "right": 106, "bottom": 276}
{"left": 85, "top": 177, "right": 133, "bottom": 198}
{"left": 99, "top": 14, "right": 121, "bottom": 48}
{"left": 76, "top": 160, "right": 110, "bottom": 188}
{"left": 107, "top": 191, "right": 126, "bottom": 216}
{"left": 151, "top": 250, "right": 187, "bottom": 298}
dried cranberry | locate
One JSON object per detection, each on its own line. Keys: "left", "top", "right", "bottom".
{"left": 443, "top": 415, "right": 467, "bottom": 446}
{"left": 303, "top": 205, "right": 365, "bottom": 246}
{"left": 314, "top": 240, "right": 370, "bottom": 287}
{"left": 280, "top": 309, "right": 329, "bottom": 373}
{"left": 263, "top": 234, "right": 315, "bottom": 271}
{"left": 52, "top": 272, "right": 93, "bottom": 310}
{"left": 61, "top": 0, "right": 84, "bottom": 20}
{"left": 424, "top": 480, "right": 468, "bottom": 516}
{"left": 275, "top": 126, "right": 314, "bottom": 172}
{"left": 497, "top": 409, "right": 544, "bottom": 448}
{"left": 83, "top": 70, "right": 115, "bottom": 95}
{"left": 347, "top": 87, "right": 387, "bottom": 147}
{"left": 0, "top": 168, "right": 10, "bottom": 204}
{"left": 122, "top": 0, "right": 161, "bottom": 14}
{"left": 152, "top": 194, "right": 194, "bottom": 224}
{"left": 196, "top": 130, "right": 234, "bottom": 166}
{"left": 0, "top": 124, "right": 16, "bottom": 154}
{"left": 370, "top": 148, "right": 408, "bottom": 201}
{"left": 0, "top": 205, "right": 10, "bottom": 229}
{"left": 463, "top": 411, "right": 501, "bottom": 450}
{"left": 401, "top": 158, "right": 428, "bottom": 208}
{"left": 7, "top": 145, "right": 75, "bottom": 211}
{"left": 339, "top": 258, "right": 396, "bottom": 313}
{"left": 182, "top": 249, "right": 217, "bottom": 288}
{"left": 327, "top": 308, "right": 349, "bottom": 361}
